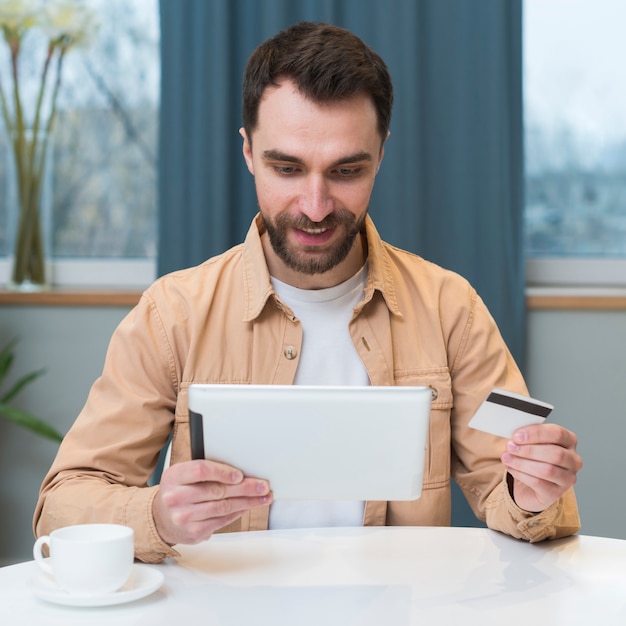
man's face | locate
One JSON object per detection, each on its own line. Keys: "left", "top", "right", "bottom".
{"left": 241, "top": 79, "right": 385, "bottom": 289}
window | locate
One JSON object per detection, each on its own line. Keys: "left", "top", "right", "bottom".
{"left": 524, "top": 0, "right": 626, "bottom": 287}
{"left": 0, "top": 0, "right": 159, "bottom": 288}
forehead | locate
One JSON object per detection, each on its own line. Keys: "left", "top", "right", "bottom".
{"left": 251, "top": 80, "right": 381, "bottom": 154}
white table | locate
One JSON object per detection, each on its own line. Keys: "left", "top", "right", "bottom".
{"left": 1, "top": 526, "right": 625, "bottom": 625}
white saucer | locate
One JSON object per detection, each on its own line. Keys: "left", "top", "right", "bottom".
{"left": 32, "top": 563, "right": 165, "bottom": 607}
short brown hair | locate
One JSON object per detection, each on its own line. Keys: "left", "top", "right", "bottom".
{"left": 242, "top": 22, "right": 393, "bottom": 143}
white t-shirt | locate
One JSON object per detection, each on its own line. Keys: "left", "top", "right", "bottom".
{"left": 268, "top": 264, "right": 369, "bottom": 530}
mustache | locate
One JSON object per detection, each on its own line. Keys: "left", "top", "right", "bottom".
{"left": 276, "top": 210, "right": 356, "bottom": 231}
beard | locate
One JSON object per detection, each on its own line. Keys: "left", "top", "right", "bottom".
{"left": 260, "top": 209, "right": 366, "bottom": 276}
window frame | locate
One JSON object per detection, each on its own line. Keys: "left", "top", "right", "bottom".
{"left": 522, "top": 0, "right": 626, "bottom": 292}
{"left": 0, "top": 257, "right": 155, "bottom": 290}
{"left": 526, "top": 258, "right": 626, "bottom": 288}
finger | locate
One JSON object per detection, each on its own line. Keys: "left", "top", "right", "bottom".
{"left": 159, "top": 475, "right": 271, "bottom": 513}
{"left": 176, "top": 492, "right": 274, "bottom": 525}
{"left": 512, "top": 424, "right": 578, "bottom": 450}
{"left": 165, "top": 491, "right": 273, "bottom": 528}
{"left": 502, "top": 453, "right": 578, "bottom": 491}
{"left": 173, "top": 475, "right": 272, "bottom": 506}
{"left": 161, "top": 459, "right": 247, "bottom": 489}
{"left": 504, "top": 440, "right": 582, "bottom": 473}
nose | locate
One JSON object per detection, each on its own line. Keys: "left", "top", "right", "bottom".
{"left": 299, "top": 174, "right": 334, "bottom": 222}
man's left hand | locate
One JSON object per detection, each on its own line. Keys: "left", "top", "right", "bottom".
{"left": 501, "top": 423, "right": 582, "bottom": 513}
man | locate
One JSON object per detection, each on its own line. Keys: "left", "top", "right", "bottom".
{"left": 35, "top": 22, "right": 581, "bottom": 564}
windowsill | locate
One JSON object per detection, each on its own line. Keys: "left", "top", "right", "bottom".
{"left": 525, "top": 286, "right": 626, "bottom": 310}
{"left": 0, "top": 288, "right": 143, "bottom": 307}
{"left": 2, "top": 286, "right": 626, "bottom": 310}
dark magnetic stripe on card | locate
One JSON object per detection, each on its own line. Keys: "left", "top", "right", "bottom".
{"left": 486, "top": 393, "right": 553, "bottom": 418}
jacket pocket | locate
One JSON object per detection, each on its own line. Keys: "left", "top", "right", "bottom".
{"left": 394, "top": 367, "right": 453, "bottom": 489}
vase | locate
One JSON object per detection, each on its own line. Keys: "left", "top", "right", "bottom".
{"left": 5, "top": 129, "right": 53, "bottom": 291}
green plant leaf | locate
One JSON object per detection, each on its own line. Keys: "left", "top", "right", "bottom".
{"left": 0, "top": 402, "right": 63, "bottom": 443}
{"left": 0, "top": 338, "right": 62, "bottom": 443}
{"left": 0, "top": 338, "right": 17, "bottom": 381}
{"left": 1, "top": 368, "right": 46, "bottom": 404}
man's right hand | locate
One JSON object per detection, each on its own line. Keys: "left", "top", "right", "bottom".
{"left": 152, "top": 459, "right": 272, "bottom": 546}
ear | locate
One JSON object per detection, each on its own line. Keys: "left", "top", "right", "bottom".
{"left": 240, "top": 128, "right": 254, "bottom": 175}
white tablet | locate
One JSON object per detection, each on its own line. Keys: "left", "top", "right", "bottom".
{"left": 188, "top": 384, "right": 432, "bottom": 501}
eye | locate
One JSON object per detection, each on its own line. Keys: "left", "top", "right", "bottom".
{"left": 334, "top": 167, "right": 362, "bottom": 178}
{"left": 273, "top": 165, "right": 300, "bottom": 176}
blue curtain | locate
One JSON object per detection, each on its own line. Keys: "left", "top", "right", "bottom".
{"left": 158, "top": 0, "right": 524, "bottom": 526}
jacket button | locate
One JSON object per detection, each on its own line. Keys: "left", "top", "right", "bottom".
{"left": 284, "top": 346, "right": 298, "bottom": 360}
{"left": 429, "top": 386, "right": 438, "bottom": 400}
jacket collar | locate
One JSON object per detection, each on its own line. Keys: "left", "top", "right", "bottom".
{"left": 241, "top": 213, "right": 402, "bottom": 322}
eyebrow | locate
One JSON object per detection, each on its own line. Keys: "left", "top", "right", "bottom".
{"left": 262, "top": 149, "right": 373, "bottom": 167}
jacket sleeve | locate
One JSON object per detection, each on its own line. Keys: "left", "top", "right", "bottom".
{"left": 33, "top": 290, "right": 181, "bottom": 563}
{"left": 444, "top": 285, "right": 581, "bottom": 541}
{"left": 485, "top": 475, "right": 580, "bottom": 542}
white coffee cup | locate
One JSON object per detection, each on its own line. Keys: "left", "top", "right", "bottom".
{"left": 33, "top": 524, "right": 134, "bottom": 595}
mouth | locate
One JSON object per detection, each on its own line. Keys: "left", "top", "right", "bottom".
{"left": 294, "top": 225, "right": 336, "bottom": 246}
{"left": 301, "top": 226, "right": 328, "bottom": 235}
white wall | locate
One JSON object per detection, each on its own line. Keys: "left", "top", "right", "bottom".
{"left": 0, "top": 306, "right": 130, "bottom": 565}
{"left": 1, "top": 304, "right": 624, "bottom": 564}
{"left": 525, "top": 309, "right": 626, "bottom": 540}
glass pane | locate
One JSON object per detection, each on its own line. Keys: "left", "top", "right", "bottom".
{"left": 524, "top": 0, "right": 626, "bottom": 258}
{"left": 0, "top": 0, "right": 159, "bottom": 259}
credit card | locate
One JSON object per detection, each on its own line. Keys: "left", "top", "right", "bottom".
{"left": 468, "top": 388, "right": 553, "bottom": 439}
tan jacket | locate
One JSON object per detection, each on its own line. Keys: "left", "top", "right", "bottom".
{"left": 34, "top": 215, "right": 580, "bottom": 563}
